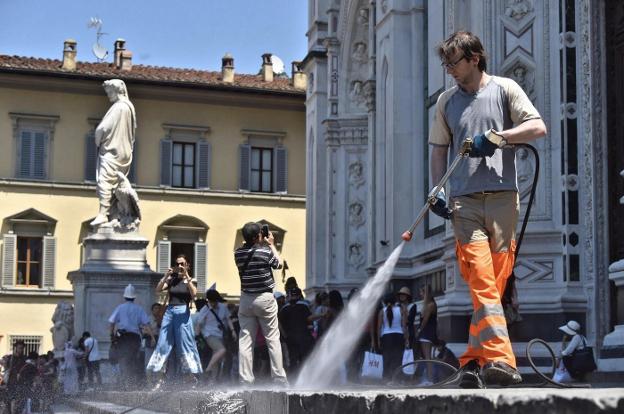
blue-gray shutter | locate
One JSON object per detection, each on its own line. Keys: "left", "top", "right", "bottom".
{"left": 42, "top": 236, "right": 56, "bottom": 289}
{"left": 197, "top": 140, "right": 211, "bottom": 189}
{"left": 274, "top": 146, "right": 288, "bottom": 193}
{"left": 160, "top": 139, "right": 172, "bottom": 186}
{"left": 33, "top": 132, "right": 47, "bottom": 179}
{"left": 19, "top": 131, "right": 32, "bottom": 177}
{"left": 156, "top": 240, "right": 171, "bottom": 273}
{"left": 2, "top": 234, "right": 16, "bottom": 287}
{"left": 194, "top": 242, "right": 207, "bottom": 294}
{"left": 239, "top": 144, "right": 251, "bottom": 191}
{"left": 128, "top": 138, "right": 137, "bottom": 184}
{"left": 85, "top": 130, "right": 97, "bottom": 182}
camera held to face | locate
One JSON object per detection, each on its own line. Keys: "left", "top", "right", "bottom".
{"left": 261, "top": 224, "right": 269, "bottom": 238}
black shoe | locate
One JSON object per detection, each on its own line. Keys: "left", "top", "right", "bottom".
{"left": 481, "top": 361, "right": 522, "bottom": 386}
{"left": 458, "top": 359, "right": 485, "bottom": 389}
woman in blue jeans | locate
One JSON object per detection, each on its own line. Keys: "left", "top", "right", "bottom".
{"left": 146, "top": 254, "right": 202, "bottom": 388}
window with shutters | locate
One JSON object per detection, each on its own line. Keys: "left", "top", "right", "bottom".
{"left": 10, "top": 113, "right": 59, "bottom": 181}
{"left": 160, "top": 124, "right": 211, "bottom": 189}
{"left": 239, "top": 130, "right": 288, "bottom": 194}
{"left": 2, "top": 208, "right": 57, "bottom": 290}
{"left": 172, "top": 142, "right": 195, "bottom": 188}
{"left": 251, "top": 147, "right": 273, "bottom": 192}
{"left": 16, "top": 237, "right": 42, "bottom": 287}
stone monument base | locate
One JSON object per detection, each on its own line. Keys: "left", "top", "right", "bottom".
{"left": 68, "top": 227, "right": 161, "bottom": 356}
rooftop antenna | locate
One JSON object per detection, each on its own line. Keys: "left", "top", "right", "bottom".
{"left": 88, "top": 17, "right": 108, "bottom": 61}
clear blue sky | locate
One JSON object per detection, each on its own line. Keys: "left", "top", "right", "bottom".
{"left": 0, "top": 0, "right": 308, "bottom": 75}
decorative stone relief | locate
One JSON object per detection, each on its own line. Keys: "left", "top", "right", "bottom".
{"left": 381, "top": 0, "right": 388, "bottom": 14}
{"left": 516, "top": 147, "right": 535, "bottom": 197}
{"left": 363, "top": 80, "right": 376, "bottom": 112}
{"left": 357, "top": 7, "right": 369, "bottom": 26}
{"left": 348, "top": 242, "right": 365, "bottom": 269}
{"left": 350, "top": 80, "right": 367, "bottom": 110}
{"left": 308, "top": 72, "right": 314, "bottom": 93}
{"left": 352, "top": 42, "right": 368, "bottom": 64}
{"left": 349, "top": 201, "right": 365, "bottom": 228}
{"left": 508, "top": 64, "right": 535, "bottom": 100}
{"left": 348, "top": 160, "right": 365, "bottom": 188}
{"left": 505, "top": 0, "right": 534, "bottom": 21}
{"left": 513, "top": 259, "right": 554, "bottom": 283}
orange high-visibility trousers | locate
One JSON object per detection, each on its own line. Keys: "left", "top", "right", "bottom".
{"left": 450, "top": 191, "right": 519, "bottom": 368}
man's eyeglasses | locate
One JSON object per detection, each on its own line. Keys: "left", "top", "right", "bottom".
{"left": 441, "top": 55, "right": 466, "bottom": 69}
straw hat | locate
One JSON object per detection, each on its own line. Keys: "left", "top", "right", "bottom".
{"left": 397, "top": 286, "right": 412, "bottom": 299}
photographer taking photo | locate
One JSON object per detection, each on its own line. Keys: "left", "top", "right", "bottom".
{"left": 146, "top": 254, "right": 202, "bottom": 389}
{"left": 234, "top": 222, "right": 287, "bottom": 386}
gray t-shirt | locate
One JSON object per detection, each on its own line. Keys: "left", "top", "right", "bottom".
{"left": 428, "top": 75, "right": 541, "bottom": 197}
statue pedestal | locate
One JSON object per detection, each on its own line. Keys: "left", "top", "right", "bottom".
{"left": 68, "top": 227, "right": 161, "bottom": 357}
{"left": 599, "top": 259, "right": 624, "bottom": 371}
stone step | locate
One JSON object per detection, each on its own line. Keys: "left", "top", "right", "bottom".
{"left": 76, "top": 391, "right": 246, "bottom": 414}
{"left": 63, "top": 398, "right": 168, "bottom": 414}
{"left": 73, "top": 388, "right": 624, "bottom": 414}
{"left": 50, "top": 403, "right": 81, "bottom": 414}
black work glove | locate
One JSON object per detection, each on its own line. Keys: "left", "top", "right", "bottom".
{"left": 429, "top": 188, "right": 452, "bottom": 220}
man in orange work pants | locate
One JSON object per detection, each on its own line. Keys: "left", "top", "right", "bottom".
{"left": 428, "top": 31, "right": 547, "bottom": 388}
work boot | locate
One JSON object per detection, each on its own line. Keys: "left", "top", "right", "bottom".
{"left": 481, "top": 361, "right": 522, "bottom": 386}
{"left": 457, "top": 359, "right": 484, "bottom": 389}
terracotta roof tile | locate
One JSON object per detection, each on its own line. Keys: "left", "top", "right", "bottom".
{"left": 0, "top": 55, "right": 304, "bottom": 95}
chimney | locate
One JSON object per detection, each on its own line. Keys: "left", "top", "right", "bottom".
{"left": 114, "top": 39, "right": 126, "bottom": 68}
{"left": 261, "top": 53, "right": 273, "bottom": 82}
{"left": 291, "top": 61, "right": 306, "bottom": 90}
{"left": 62, "top": 39, "right": 77, "bottom": 70}
{"left": 222, "top": 53, "right": 235, "bottom": 83}
{"left": 119, "top": 50, "right": 133, "bottom": 71}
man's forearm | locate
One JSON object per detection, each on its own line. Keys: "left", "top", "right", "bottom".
{"left": 498, "top": 118, "right": 547, "bottom": 144}
{"left": 269, "top": 244, "right": 282, "bottom": 266}
{"left": 430, "top": 145, "right": 449, "bottom": 187}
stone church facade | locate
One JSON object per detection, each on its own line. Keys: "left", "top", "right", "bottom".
{"left": 303, "top": 0, "right": 624, "bottom": 366}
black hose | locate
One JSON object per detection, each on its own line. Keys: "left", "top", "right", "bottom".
{"left": 513, "top": 144, "right": 539, "bottom": 260}
{"left": 525, "top": 338, "right": 591, "bottom": 388}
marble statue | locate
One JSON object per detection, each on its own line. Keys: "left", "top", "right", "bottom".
{"left": 90, "top": 79, "right": 138, "bottom": 228}
{"left": 51, "top": 301, "right": 74, "bottom": 355}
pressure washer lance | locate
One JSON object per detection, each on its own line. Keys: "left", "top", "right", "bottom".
{"left": 401, "top": 137, "right": 473, "bottom": 242}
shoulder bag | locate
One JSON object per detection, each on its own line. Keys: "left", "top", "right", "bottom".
{"left": 562, "top": 336, "right": 597, "bottom": 375}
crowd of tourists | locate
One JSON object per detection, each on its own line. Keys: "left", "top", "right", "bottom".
{"left": 0, "top": 221, "right": 593, "bottom": 412}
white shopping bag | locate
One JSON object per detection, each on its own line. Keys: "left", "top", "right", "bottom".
{"left": 402, "top": 348, "right": 415, "bottom": 375}
{"left": 553, "top": 361, "right": 573, "bottom": 383}
{"left": 361, "top": 350, "right": 384, "bottom": 379}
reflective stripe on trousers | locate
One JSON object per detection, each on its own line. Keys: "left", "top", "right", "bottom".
{"left": 457, "top": 239, "right": 517, "bottom": 368}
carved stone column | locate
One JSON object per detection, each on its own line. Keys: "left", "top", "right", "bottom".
{"left": 602, "top": 169, "right": 624, "bottom": 368}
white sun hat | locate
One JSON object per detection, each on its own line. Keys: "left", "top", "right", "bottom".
{"left": 558, "top": 320, "right": 580, "bottom": 336}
